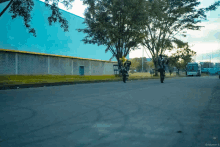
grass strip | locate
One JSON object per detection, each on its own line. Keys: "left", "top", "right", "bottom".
{"left": 1, "top": 72, "right": 208, "bottom": 86}
{"left": 0, "top": 75, "right": 121, "bottom": 85}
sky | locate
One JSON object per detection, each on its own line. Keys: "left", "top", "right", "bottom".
{"left": 40, "top": 0, "right": 220, "bottom": 63}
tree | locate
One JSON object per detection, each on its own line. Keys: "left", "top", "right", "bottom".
{"left": 168, "top": 42, "right": 196, "bottom": 75}
{"left": 179, "top": 44, "right": 196, "bottom": 74}
{"left": 0, "top": 0, "right": 75, "bottom": 37}
{"left": 130, "top": 57, "right": 149, "bottom": 72}
{"left": 168, "top": 56, "right": 183, "bottom": 75}
{"left": 148, "top": 60, "right": 154, "bottom": 69}
{"left": 130, "top": 58, "right": 140, "bottom": 72}
{"left": 168, "top": 66, "right": 174, "bottom": 75}
{"left": 77, "top": 0, "right": 146, "bottom": 72}
{"left": 141, "top": 0, "right": 220, "bottom": 76}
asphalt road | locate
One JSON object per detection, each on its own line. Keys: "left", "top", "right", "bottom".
{"left": 0, "top": 76, "right": 220, "bottom": 147}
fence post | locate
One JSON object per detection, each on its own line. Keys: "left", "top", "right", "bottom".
{"left": 48, "top": 56, "right": 50, "bottom": 74}
{"left": 113, "top": 64, "right": 119, "bottom": 77}
{"left": 89, "top": 61, "right": 92, "bottom": 75}
{"left": 72, "top": 59, "right": 73, "bottom": 75}
{"left": 15, "top": 53, "right": 18, "bottom": 75}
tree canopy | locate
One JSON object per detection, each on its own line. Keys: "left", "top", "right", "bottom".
{"left": 130, "top": 57, "right": 151, "bottom": 72}
{"left": 141, "top": 0, "right": 220, "bottom": 75}
{"left": 78, "top": 0, "right": 146, "bottom": 66}
{"left": 168, "top": 42, "right": 196, "bottom": 74}
{"left": 0, "top": 0, "right": 75, "bottom": 37}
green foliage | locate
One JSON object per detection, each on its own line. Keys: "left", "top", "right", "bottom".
{"left": 78, "top": 0, "right": 146, "bottom": 67}
{"left": 0, "top": 75, "right": 120, "bottom": 85}
{"left": 130, "top": 57, "right": 150, "bottom": 72}
{"left": 0, "top": 0, "right": 74, "bottom": 37}
{"left": 148, "top": 60, "right": 154, "bottom": 69}
{"left": 168, "top": 42, "right": 196, "bottom": 72}
{"left": 130, "top": 58, "right": 140, "bottom": 71}
{"left": 204, "top": 1, "right": 220, "bottom": 11}
{"left": 141, "top": 0, "right": 220, "bottom": 75}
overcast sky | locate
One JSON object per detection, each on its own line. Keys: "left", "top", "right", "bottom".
{"left": 40, "top": 0, "right": 220, "bottom": 63}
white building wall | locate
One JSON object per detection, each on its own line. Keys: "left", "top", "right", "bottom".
{"left": 0, "top": 49, "right": 116, "bottom": 76}
{"left": 0, "top": 51, "right": 16, "bottom": 75}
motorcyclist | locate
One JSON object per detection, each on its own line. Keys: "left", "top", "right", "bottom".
{"left": 119, "top": 56, "right": 131, "bottom": 76}
{"left": 119, "top": 56, "right": 128, "bottom": 71}
{"left": 119, "top": 56, "right": 127, "bottom": 66}
{"left": 158, "top": 54, "right": 165, "bottom": 73}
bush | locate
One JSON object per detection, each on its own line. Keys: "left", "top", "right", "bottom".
{"left": 130, "top": 70, "right": 135, "bottom": 74}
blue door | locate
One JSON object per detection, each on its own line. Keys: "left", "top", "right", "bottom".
{"left": 79, "top": 66, "right": 84, "bottom": 75}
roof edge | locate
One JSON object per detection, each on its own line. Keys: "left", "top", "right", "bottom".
{"left": 0, "top": 49, "right": 117, "bottom": 63}
{"left": 37, "top": 0, "right": 85, "bottom": 20}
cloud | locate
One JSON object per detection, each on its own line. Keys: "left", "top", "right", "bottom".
{"left": 194, "top": 46, "right": 220, "bottom": 63}
{"left": 189, "top": 42, "right": 219, "bottom": 53}
{"left": 214, "top": 32, "right": 220, "bottom": 39}
{"left": 184, "top": 18, "right": 220, "bottom": 42}
{"left": 39, "top": 0, "right": 87, "bottom": 18}
{"left": 58, "top": 0, "right": 87, "bottom": 18}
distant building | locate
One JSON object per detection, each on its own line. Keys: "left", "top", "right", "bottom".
{"left": 145, "top": 58, "right": 152, "bottom": 62}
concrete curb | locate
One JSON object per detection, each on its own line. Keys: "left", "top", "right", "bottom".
{"left": 0, "top": 80, "right": 121, "bottom": 90}
{"left": 0, "top": 76, "right": 183, "bottom": 90}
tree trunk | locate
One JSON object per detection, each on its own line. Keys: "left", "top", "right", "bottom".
{"left": 117, "top": 56, "right": 123, "bottom": 77}
{"left": 153, "top": 60, "right": 159, "bottom": 76}
{"left": 0, "top": 0, "right": 10, "bottom": 4}
{"left": 155, "top": 69, "right": 158, "bottom": 76}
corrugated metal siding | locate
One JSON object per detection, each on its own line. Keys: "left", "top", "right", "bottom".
{"left": 0, "top": 50, "right": 117, "bottom": 75}
{"left": 0, "top": 52, "right": 16, "bottom": 75}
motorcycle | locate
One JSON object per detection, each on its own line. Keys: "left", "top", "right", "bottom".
{"left": 119, "top": 61, "right": 131, "bottom": 83}
{"left": 121, "top": 67, "right": 129, "bottom": 83}
{"left": 158, "top": 68, "right": 165, "bottom": 83}
{"left": 158, "top": 55, "right": 169, "bottom": 83}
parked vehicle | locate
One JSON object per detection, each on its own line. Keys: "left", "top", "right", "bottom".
{"left": 201, "top": 68, "right": 209, "bottom": 73}
{"left": 186, "top": 62, "right": 201, "bottom": 76}
{"left": 208, "top": 68, "right": 219, "bottom": 75}
{"left": 217, "top": 70, "right": 220, "bottom": 79}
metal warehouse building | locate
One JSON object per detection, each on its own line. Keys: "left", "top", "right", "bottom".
{"left": 0, "top": 0, "right": 129, "bottom": 75}
{"left": 0, "top": 49, "right": 117, "bottom": 76}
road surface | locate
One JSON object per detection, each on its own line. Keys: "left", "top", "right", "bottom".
{"left": 0, "top": 76, "right": 220, "bottom": 147}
